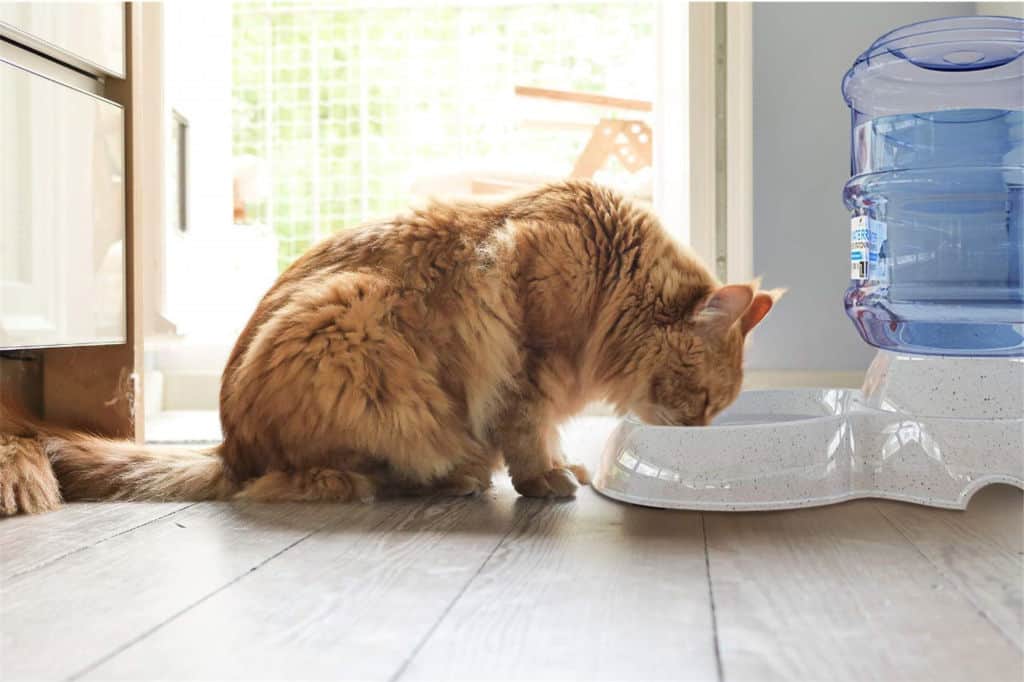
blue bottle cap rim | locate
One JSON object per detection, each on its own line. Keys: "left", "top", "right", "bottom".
{"left": 842, "top": 16, "right": 1024, "bottom": 109}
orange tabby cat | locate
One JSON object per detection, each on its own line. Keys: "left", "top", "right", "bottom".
{"left": 0, "top": 180, "right": 780, "bottom": 514}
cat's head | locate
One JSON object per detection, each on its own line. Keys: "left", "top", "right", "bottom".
{"left": 633, "top": 283, "right": 783, "bottom": 427}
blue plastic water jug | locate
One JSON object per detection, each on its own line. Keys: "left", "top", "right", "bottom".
{"left": 842, "top": 16, "right": 1024, "bottom": 356}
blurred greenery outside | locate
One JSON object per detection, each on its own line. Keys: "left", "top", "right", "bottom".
{"left": 232, "top": 1, "right": 656, "bottom": 271}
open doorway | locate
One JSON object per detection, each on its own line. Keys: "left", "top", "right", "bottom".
{"left": 146, "top": 1, "right": 666, "bottom": 441}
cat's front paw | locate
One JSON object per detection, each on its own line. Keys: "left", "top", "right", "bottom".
{"left": 513, "top": 467, "right": 581, "bottom": 498}
{"left": 566, "top": 463, "right": 591, "bottom": 485}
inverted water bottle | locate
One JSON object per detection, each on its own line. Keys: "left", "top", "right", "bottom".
{"left": 841, "top": 15, "right": 1024, "bottom": 356}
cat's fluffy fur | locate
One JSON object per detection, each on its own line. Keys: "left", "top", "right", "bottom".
{"left": 1, "top": 180, "right": 779, "bottom": 514}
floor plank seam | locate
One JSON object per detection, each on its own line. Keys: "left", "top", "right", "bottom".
{"left": 4, "top": 502, "right": 198, "bottom": 583}
{"left": 701, "top": 512, "right": 725, "bottom": 682}
{"left": 872, "top": 502, "right": 1023, "bottom": 653}
{"left": 387, "top": 501, "right": 542, "bottom": 682}
{"left": 64, "top": 511, "right": 340, "bottom": 681}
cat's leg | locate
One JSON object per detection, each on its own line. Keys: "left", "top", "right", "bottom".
{"left": 233, "top": 467, "right": 377, "bottom": 503}
{"left": 549, "top": 449, "right": 592, "bottom": 486}
{"left": 400, "top": 469, "right": 490, "bottom": 498}
{"left": 433, "top": 446, "right": 499, "bottom": 496}
{"left": 492, "top": 404, "right": 582, "bottom": 498}
{"left": 384, "top": 441, "right": 497, "bottom": 497}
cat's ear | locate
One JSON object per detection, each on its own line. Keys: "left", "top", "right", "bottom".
{"left": 694, "top": 284, "right": 755, "bottom": 331}
{"left": 740, "top": 288, "right": 785, "bottom": 335}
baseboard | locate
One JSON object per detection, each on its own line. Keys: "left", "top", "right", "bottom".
{"left": 743, "top": 369, "right": 865, "bottom": 389}
{"left": 162, "top": 370, "right": 221, "bottom": 411}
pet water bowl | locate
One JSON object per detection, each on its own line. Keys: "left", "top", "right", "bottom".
{"left": 593, "top": 352, "right": 1024, "bottom": 511}
{"left": 594, "top": 17, "right": 1024, "bottom": 511}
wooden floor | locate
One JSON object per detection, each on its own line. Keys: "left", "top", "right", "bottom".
{"left": 1, "top": 418, "right": 1021, "bottom": 681}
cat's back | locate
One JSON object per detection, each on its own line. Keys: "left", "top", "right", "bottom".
{"left": 268, "top": 179, "right": 631, "bottom": 292}
{"left": 282, "top": 198, "right": 509, "bottom": 288}
{"left": 223, "top": 198, "right": 517, "bottom": 389}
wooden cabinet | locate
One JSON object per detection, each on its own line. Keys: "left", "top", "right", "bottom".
{"left": 0, "top": 3, "right": 144, "bottom": 439}
{"left": 0, "top": 2, "right": 125, "bottom": 77}
{"left": 0, "top": 58, "right": 126, "bottom": 350}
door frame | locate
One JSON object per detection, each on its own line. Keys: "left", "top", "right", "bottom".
{"left": 657, "top": 1, "right": 753, "bottom": 284}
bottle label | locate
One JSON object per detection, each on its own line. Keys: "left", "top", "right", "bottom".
{"left": 850, "top": 215, "right": 887, "bottom": 280}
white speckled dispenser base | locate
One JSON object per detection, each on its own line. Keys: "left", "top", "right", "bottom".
{"left": 593, "top": 351, "right": 1024, "bottom": 511}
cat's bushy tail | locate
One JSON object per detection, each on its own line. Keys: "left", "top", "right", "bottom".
{"left": 0, "top": 402, "right": 233, "bottom": 504}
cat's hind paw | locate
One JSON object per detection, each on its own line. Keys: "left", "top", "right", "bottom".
{"left": 513, "top": 467, "right": 580, "bottom": 498}
{"left": 235, "top": 468, "right": 376, "bottom": 503}
{"left": 0, "top": 435, "right": 62, "bottom": 516}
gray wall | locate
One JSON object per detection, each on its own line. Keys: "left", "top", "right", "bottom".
{"left": 747, "top": 2, "right": 972, "bottom": 371}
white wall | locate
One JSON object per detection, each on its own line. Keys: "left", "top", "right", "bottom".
{"left": 163, "top": 2, "right": 233, "bottom": 233}
{"left": 977, "top": 2, "right": 1024, "bottom": 18}
{"left": 746, "top": 2, "right": 973, "bottom": 373}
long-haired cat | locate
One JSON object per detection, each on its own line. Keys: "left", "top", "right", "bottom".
{"left": 1, "top": 180, "right": 780, "bottom": 514}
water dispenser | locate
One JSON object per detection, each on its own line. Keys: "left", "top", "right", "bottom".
{"left": 842, "top": 15, "right": 1023, "bottom": 356}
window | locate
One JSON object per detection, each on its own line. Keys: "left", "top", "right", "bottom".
{"left": 232, "top": 0, "right": 657, "bottom": 270}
